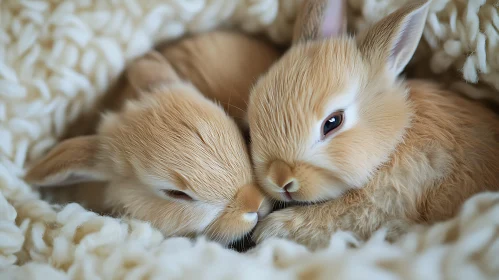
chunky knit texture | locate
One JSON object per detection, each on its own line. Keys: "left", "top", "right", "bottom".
{"left": 1, "top": 0, "right": 498, "bottom": 278}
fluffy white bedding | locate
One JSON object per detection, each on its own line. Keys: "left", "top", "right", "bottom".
{"left": 1, "top": 0, "right": 498, "bottom": 279}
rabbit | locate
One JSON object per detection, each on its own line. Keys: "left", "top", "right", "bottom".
{"left": 247, "top": 0, "right": 499, "bottom": 250}
{"left": 160, "top": 30, "right": 282, "bottom": 135}
{"left": 63, "top": 30, "right": 282, "bottom": 140}
{"left": 24, "top": 50, "right": 273, "bottom": 246}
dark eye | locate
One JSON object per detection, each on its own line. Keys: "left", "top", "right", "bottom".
{"left": 321, "top": 111, "right": 344, "bottom": 138}
{"left": 162, "top": 190, "right": 193, "bottom": 201}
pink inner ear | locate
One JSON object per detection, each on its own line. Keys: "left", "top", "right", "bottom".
{"left": 321, "top": 0, "right": 346, "bottom": 38}
{"left": 390, "top": 13, "right": 419, "bottom": 64}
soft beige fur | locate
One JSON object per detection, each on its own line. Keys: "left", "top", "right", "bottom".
{"left": 61, "top": 31, "right": 282, "bottom": 139}
{"left": 161, "top": 31, "right": 282, "bottom": 133}
{"left": 23, "top": 32, "right": 282, "bottom": 245}
{"left": 2, "top": 0, "right": 499, "bottom": 278}
{"left": 248, "top": 0, "right": 499, "bottom": 250}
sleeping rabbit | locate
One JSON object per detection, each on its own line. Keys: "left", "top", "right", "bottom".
{"left": 24, "top": 31, "right": 280, "bottom": 246}
{"left": 160, "top": 31, "right": 282, "bottom": 134}
{"left": 63, "top": 31, "right": 281, "bottom": 139}
{"left": 248, "top": 0, "right": 499, "bottom": 250}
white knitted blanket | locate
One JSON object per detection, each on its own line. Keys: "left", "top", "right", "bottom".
{"left": 1, "top": 0, "right": 498, "bottom": 279}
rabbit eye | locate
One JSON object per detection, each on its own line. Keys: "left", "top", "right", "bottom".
{"left": 163, "top": 189, "right": 193, "bottom": 201}
{"left": 321, "top": 111, "right": 344, "bottom": 138}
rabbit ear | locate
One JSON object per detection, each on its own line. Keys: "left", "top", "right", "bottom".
{"left": 127, "top": 51, "right": 181, "bottom": 92}
{"left": 25, "top": 136, "right": 109, "bottom": 187}
{"left": 358, "top": 0, "right": 431, "bottom": 76}
{"left": 292, "top": 0, "right": 347, "bottom": 44}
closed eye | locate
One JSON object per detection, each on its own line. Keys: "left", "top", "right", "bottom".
{"left": 162, "top": 189, "right": 194, "bottom": 201}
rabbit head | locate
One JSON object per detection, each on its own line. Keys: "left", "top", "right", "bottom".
{"left": 247, "top": 0, "right": 431, "bottom": 202}
{"left": 25, "top": 52, "right": 271, "bottom": 245}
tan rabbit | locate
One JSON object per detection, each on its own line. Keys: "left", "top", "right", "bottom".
{"left": 160, "top": 31, "right": 282, "bottom": 133}
{"left": 25, "top": 51, "right": 272, "bottom": 246}
{"left": 248, "top": 0, "right": 499, "bottom": 250}
{"left": 63, "top": 31, "right": 281, "bottom": 139}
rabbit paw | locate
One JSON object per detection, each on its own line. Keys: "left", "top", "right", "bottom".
{"left": 252, "top": 206, "right": 333, "bottom": 250}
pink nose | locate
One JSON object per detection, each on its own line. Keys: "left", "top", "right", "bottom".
{"left": 267, "top": 161, "right": 297, "bottom": 190}
{"left": 283, "top": 180, "right": 297, "bottom": 200}
{"left": 283, "top": 181, "right": 295, "bottom": 192}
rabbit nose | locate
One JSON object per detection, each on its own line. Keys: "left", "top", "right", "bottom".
{"left": 243, "top": 212, "right": 258, "bottom": 222}
{"left": 238, "top": 184, "right": 270, "bottom": 221}
{"left": 267, "top": 161, "right": 297, "bottom": 191}
{"left": 243, "top": 200, "right": 268, "bottom": 222}
{"left": 283, "top": 180, "right": 298, "bottom": 192}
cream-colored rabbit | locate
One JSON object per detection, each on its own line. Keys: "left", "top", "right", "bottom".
{"left": 63, "top": 31, "right": 281, "bottom": 139}
{"left": 161, "top": 31, "right": 282, "bottom": 133}
{"left": 248, "top": 0, "right": 499, "bottom": 250}
{"left": 25, "top": 51, "right": 272, "bottom": 246}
